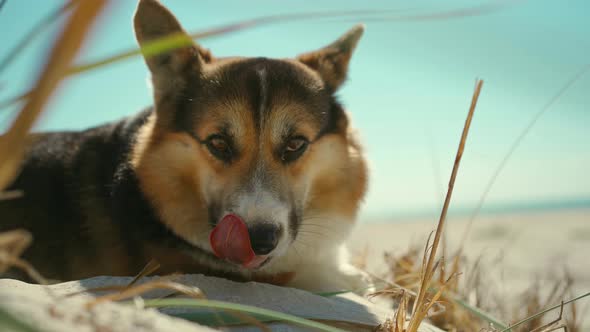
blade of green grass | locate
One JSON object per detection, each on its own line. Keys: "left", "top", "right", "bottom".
{"left": 171, "top": 310, "right": 273, "bottom": 327}
{"left": 315, "top": 290, "right": 352, "bottom": 297}
{"left": 451, "top": 295, "right": 508, "bottom": 330}
{"left": 166, "top": 288, "right": 353, "bottom": 327}
{"left": 143, "top": 298, "right": 347, "bottom": 332}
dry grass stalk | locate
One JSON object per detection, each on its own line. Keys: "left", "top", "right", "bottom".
{"left": 0, "top": 190, "right": 23, "bottom": 201}
{"left": 0, "top": 0, "right": 107, "bottom": 192}
{"left": 527, "top": 302, "right": 567, "bottom": 332}
{"left": 500, "top": 292, "right": 588, "bottom": 332}
{"left": 383, "top": 245, "right": 423, "bottom": 291}
{"left": 403, "top": 79, "right": 483, "bottom": 332}
{"left": 64, "top": 259, "right": 162, "bottom": 299}
{"left": 386, "top": 242, "right": 588, "bottom": 332}
{"left": 564, "top": 288, "right": 585, "bottom": 332}
{"left": 127, "top": 259, "right": 161, "bottom": 287}
{"left": 0, "top": 229, "right": 47, "bottom": 284}
{"left": 395, "top": 291, "right": 410, "bottom": 330}
{"left": 85, "top": 278, "right": 206, "bottom": 309}
{"left": 376, "top": 290, "right": 411, "bottom": 332}
{"left": 382, "top": 246, "right": 490, "bottom": 331}
{"left": 373, "top": 80, "right": 484, "bottom": 332}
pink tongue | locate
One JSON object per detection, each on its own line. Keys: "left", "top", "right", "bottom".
{"left": 209, "top": 214, "right": 255, "bottom": 266}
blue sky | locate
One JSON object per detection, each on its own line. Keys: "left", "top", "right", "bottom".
{"left": 1, "top": 0, "right": 589, "bottom": 220}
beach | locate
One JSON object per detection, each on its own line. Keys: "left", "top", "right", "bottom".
{"left": 348, "top": 208, "right": 590, "bottom": 329}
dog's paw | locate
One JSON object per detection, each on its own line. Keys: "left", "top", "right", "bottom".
{"left": 287, "top": 263, "right": 374, "bottom": 296}
{"left": 333, "top": 263, "right": 375, "bottom": 295}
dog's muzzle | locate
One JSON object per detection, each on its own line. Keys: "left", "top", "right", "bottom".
{"left": 209, "top": 214, "right": 280, "bottom": 269}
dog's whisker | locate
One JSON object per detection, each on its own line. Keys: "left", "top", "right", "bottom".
{"left": 289, "top": 243, "right": 304, "bottom": 262}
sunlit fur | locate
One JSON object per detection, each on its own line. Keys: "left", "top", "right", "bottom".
{"left": 128, "top": 0, "right": 371, "bottom": 292}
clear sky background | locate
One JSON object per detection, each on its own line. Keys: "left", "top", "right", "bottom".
{"left": 1, "top": 0, "right": 588, "bottom": 221}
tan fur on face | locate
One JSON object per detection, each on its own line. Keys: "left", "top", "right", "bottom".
{"left": 289, "top": 113, "right": 368, "bottom": 250}
{"left": 131, "top": 97, "right": 262, "bottom": 251}
{"left": 132, "top": 102, "right": 367, "bottom": 261}
{"left": 262, "top": 100, "right": 367, "bottom": 221}
{"left": 132, "top": 116, "right": 211, "bottom": 247}
{"left": 194, "top": 97, "right": 252, "bottom": 142}
{"left": 266, "top": 102, "right": 321, "bottom": 147}
{"left": 307, "top": 139, "right": 366, "bottom": 214}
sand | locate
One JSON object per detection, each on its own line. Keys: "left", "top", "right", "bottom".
{"left": 0, "top": 274, "right": 443, "bottom": 332}
{"left": 348, "top": 207, "right": 590, "bottom": 329}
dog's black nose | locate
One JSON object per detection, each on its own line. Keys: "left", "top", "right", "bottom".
{"left": 248, "top": 224, "right": 281, "bottom": 255}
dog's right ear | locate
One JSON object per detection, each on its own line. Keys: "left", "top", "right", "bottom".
{"left": 297, "top": 24, "right": 364, "bottom": 93}
{"left": 134, "top": 0, "right": 212, "bottom": 78}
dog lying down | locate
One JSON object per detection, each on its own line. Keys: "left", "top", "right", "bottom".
{"left": 0, "top": 0, "right": 373, "bottom": 294}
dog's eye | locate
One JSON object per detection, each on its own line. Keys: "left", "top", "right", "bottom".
{"left": 205, "top": 135, "right": 233, "bottom": 162}
{"left": 281, "top": 137, "right": 308, "bottom": 163}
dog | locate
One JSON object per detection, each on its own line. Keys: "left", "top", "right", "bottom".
{"left": 0, "top": 0, "right": 370, "bottom": 293}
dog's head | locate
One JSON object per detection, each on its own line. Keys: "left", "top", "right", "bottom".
{"left": 131, "top": 0, "right": 367, "bottom": 271}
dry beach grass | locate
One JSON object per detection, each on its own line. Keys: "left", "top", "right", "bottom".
{"left": 350, "top": 209, "right": 590, "bottom": 331}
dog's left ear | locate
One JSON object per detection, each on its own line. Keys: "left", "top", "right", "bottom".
{"left": 297, "top": 24, "right": 364, "bottom": 92}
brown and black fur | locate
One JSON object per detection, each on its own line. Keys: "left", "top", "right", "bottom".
{"left": 0, "top": 0, "right": 370, "bottom": 292}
